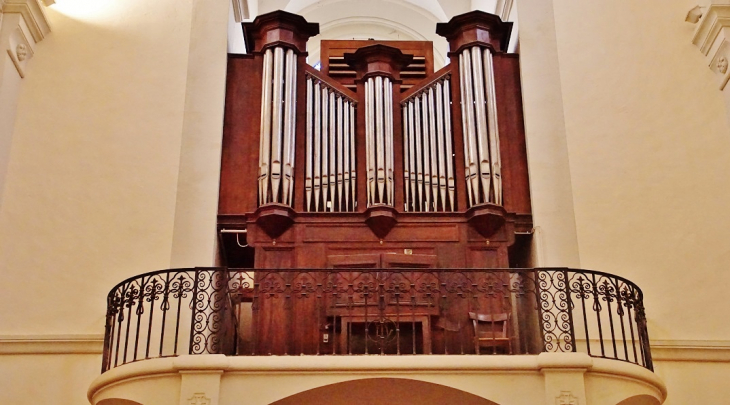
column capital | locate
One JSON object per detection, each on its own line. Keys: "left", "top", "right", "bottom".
{"left": 242, "top": 10, "right": 319, "bottom": 55}
{"left": 436, "top": 10, "right": 512, "bottom": 54}
{"left": 344, "top": 44, "right": 413, "bottom": 83}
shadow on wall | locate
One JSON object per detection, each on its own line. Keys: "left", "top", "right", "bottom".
{"left": 269, "top": 378, "right": 500, "bottom": 405}
{"left": 615, "top": 395, "right": 661, "bottom": 405}
{"left": 98, "top": 399, "right": 143, "bottom": 405}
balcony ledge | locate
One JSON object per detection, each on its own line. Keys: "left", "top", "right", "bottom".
{"left": 89, "top": 353, "right": 666, "bottom": 405}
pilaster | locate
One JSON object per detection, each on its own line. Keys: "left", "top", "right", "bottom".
{"left": 0, "top": 0, "right": 49, "bottom": 205}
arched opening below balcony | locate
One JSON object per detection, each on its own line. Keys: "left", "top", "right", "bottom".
{"left": 615, "top": 395, "right": 661, "bottom": 405}
{"left": 97, "top": 399, "right": 143, "bottom": 405}
{"left": 269, "top": 377, "right": 500, "bottom": 405}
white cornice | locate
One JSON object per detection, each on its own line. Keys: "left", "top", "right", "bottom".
{"left": 651, "top": 340, "right": 730, "bottom": 362}
{"left": 692, "top": 2, "right": 730, "bottom": 90}
{"left": 2, "top": 0, "right": 50, "bottom": 43}
{"left": 0, "top": 334, "right": 104, "bottom": 354}
{"left": 0, "top": 334, "right": 728, "bottom": 364}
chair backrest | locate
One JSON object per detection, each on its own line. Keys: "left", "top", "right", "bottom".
{"left": 469, "top": 311, "right": 510, "bottom": 339}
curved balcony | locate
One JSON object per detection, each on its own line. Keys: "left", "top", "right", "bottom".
{"left": 91, "top": 267, "right": 665, "bottom": 405}
{"left": 100, "top": 267, "right": 653, "bottom": 372}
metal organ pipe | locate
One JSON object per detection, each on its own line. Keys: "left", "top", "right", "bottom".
{"left": 283, "top": 49, "right": 297, "bottom": 206}
{"left": 337, "top": 96, "right": 344, "bottom": 210}
{"left": 458, "top": 53, "right": 473, "bottom": 206}
{"left": 407, "top": 101, "right": 417, "bottom": 212}
{"left": 365, "top": 78, "right": 375, "bottom": 206}
{"left": 414, "top": 97, "right": 423, "bottom": 212}
{"left": 462, "top": 50, "right": 480, "bottom": 207}
{"left": 349, "top": 103, "right": 356, "bottom": 208}
{"left": 313, "top": 82, "right": 322, "bottom": 211}
{"left": 343, "top": 99, "right": 350, "bottom": 211}
{"left": 442, "top": 79, "right": 455, "bottom": 211}
{"left": 375, "top": 76, "right": 385, "bottom": 204}
{"left": 270, "top": 47, "right": 285, "bottom": 204}
{"left": 258, "top": 46, "right": 298, "bottom": 207}
{"left": 385, "top": 78, "right": 394, "bottom": 206}
{"left": 401, "top": 75, "right": 456, "bottom": 212}
{"left": 470, "top": 46, "right": 492, "bottom": 205}
{"left": 456, "top": 45, "right": 504, "bottom": 207}
{"left": 427, "top": 88, "right": 439, "bottom": 210}
{"left": 403, "top": 103, "right": 411, "bottom": 211}
{"left": 483, "top": 50, "right": 502, "bottom": 205}
{"left": 435, "top": 83, "right": 447, "bottom": 211}
{"left": 258, "top": 49, "right": 273, "bottom": 205}
{"left": 305, "top": 78, "right": 313, "bottom": 210}
{"left": 328, "top": 91, "right": 336, "bottom": 211}
{"left": 303, "top": 73, "right": 357, "bottom": 212}
{"left": 421, "top": 92, "right": 431, "bottom": 212}
{"left": 321, "top": 86, "right": 329, "bottom": 210}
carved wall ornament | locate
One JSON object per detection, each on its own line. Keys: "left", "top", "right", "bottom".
{"left": 188, "top": 393, "right": 211, "bottom": 405}
{"left": 556, "top": 391, "right": 579, "bottom": 405}
{"left": 718, "top": 56, "right": 728, "bottom": 74}
{"left": 16, "top": 44, "right": 28, "bottom": 62}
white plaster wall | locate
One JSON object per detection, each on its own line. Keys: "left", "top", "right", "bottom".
{"left": 653, "top": 360, "right": 730, "bottom": 404}
{"left": 0, "top": 353, "right": 100, "bottom": 404}
{"left": 0, "top": 52, "right": 22, "bottom": 207}
{"left": 0, "top": 0, "right": 193, "bottom": 334}
{"left": 551, "top": 0, "right": 730, "bottom": 341}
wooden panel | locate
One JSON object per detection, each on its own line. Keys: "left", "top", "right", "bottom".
{"left": 219, "top": 54, "right": 261, "bottom": 214}
{"left": 303, "top": 224, "right": 379, "bottom": 242}
{"left": 387, "top": 225, "right": 459, "bottom": 242}
{"left": 494, "top": 54, "right": 531, "bottom": 215}
{"left": 382, "top": 253, "right": 437, "bottom": 268}
{"left": 466, "top": 246, "right": 502, "bottom": 268}
{"left": 327, "top": 253, "right": 380, "bottom": 268}
{"left": 320, "top": 40, "right": 434, "bottom": 92}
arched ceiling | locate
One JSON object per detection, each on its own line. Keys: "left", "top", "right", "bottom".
{"left": 251, "top": 0, "right": 475, "bottom": 68}
{"left": 231, "top": 0, "right": 517, "bottom": 60}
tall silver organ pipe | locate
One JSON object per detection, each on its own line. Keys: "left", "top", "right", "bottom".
{"left": 401, "top": 75, "right": 456, "bottom": 212}
{"left": 458, "top": 45, "right": 503, "bottom": 207}
{"left": 483, "top": 50, "right": 502, "bottom": 206}
{"left": 304, "top": 73, "right": 357, "bottom": 212}
{"left": 364, "top": 75, "right": 395, "bottom": 207}
{"left": 258, "top": 46, "right": 297, "bottom": 207}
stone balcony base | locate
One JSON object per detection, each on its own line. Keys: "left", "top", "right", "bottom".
{"left": 88, "top": 353, "right": 666, "bottom": 405}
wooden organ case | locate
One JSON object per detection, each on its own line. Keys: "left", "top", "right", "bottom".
{"left": 218, "top": 10, "right": 533, "bottom": 355}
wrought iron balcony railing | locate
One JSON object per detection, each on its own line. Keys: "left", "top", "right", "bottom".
{"left": 101, "top": 268, "right": 653, "bottom": 372}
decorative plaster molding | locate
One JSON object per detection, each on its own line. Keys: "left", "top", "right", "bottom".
{"left": 0, "top": 334, "right": 104, "bottom": 354}
{"left": 556, "top": 391, "right": 578, "bottom": 405}
{"left": 2, "top": 0, "right": 50, "bottom": 43}
{"left": 6, "top": 26, "right": 33, "bottom": 77}
{"left": 231, "top": 0, "right": 249, "bottom": 22}
{"left": 574, "top": 338, "right": 730, "bottom": 362}
{"left": 692, "top": 2, "right": 730, "bottom": 90}
{"left": 89, "top": 354, "right": 667, "bottom": 404}
{"left": 188, "top": 393, "right": 211, "bottom": 405}
{"left": 651, "top": 339, "right": 730, "bottom": 362}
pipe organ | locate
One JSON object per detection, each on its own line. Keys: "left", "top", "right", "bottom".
{"left": 218, "top": 9, "right": 532, "bottom": 355}
{"left": 219, "top": 9, "right": 530, "bottom": 278}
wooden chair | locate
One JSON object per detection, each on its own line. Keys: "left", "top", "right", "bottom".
{"left": 469, "top": 312, "right": 512, "bottom": 354}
